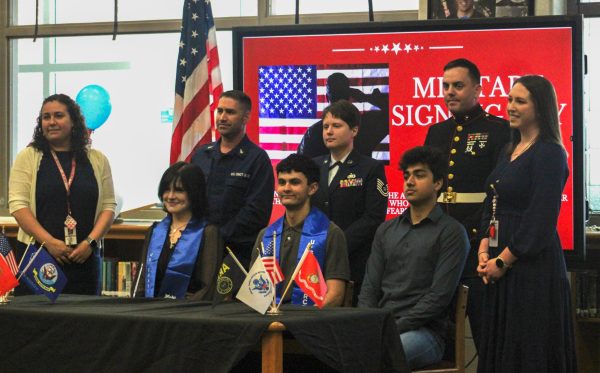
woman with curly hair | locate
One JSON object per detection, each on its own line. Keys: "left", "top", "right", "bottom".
{"left": 9, "top": 93, "right": 116, "bottom": 295}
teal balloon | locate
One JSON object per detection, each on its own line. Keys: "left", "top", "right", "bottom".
{"left": 76, "top": 85, "right": 112, "bottom": 130}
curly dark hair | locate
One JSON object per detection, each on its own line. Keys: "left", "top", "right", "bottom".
{"left": 30, "top": 94, "right": 89, "bottom": 159}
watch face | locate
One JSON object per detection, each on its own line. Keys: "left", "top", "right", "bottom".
{"left": 496, "top": 257, "right": 504, "bottom": 269}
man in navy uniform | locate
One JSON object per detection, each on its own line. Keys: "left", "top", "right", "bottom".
{"left": 312, "top": 99, "right": 388, "bottom": 305}
{"left": 192, "top": 90, "right": 274, "bottom": 266}
{"left": 424, "top": 58, "right": 510, "bottom": 350}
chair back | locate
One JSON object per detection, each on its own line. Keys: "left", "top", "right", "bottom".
{"left": 414, "top": 284, "right": 469, "bottom": 373}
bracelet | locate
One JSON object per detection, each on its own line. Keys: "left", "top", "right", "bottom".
{"left": 477, "top": 251, "right": 489, "bottom": 257}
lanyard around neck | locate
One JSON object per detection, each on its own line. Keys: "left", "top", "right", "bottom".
{"left": 50, "top": 150, "right": 76, "bottom": 214}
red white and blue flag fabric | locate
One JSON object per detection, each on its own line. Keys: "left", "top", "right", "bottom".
{"left": 170, "top": 0, "right": 223, "bottom": 164}
{"left": 0, "top": 233, "right": 18, "bottom": 276}
{"left": 261, "top": 240, "right": 284, "bottom": 285}
{"left": 258, "top": 63, "right": 389, "bottom": 161}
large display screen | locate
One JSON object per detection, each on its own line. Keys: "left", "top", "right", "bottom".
{"left": 233, "top": 16, "right": 585, "bottom": 262}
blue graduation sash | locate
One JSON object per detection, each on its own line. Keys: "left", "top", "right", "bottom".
{"left": 262, "top": 207, "right": 328, "bottom": 306}
{"left": 145, "top": 216, "right": 206, "bottom": 299}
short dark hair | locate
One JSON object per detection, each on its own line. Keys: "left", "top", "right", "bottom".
{"left": 158, "top": 162, "right": 207, "bottom": 219}
{"left": 220, "top": 90, "right": 252, "bottom": 113}
{"left": 444, "top": 58, "right": 481, "bottom": 85}
{"left": 321, "top": 99, "right": 361, "bottom": 129}
{"left": 31, "top": 93, "right": 90, "bottom": 160}
{"left": 276, "top": 154, "right": 320, "bottom": 185}
{"left": 400, "top": 146, "right": 447, "bottom": 185}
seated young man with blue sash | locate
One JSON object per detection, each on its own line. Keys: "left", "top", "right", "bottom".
{"left": 133, "top": 162, "right": 223, "bottom": 300}
{"left": 251, "top": 154, "right": 350, "bottom": 307}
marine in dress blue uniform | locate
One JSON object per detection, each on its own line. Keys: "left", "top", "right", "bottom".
{"left": 424, "top": 59, "right": 510, "bottom": 350}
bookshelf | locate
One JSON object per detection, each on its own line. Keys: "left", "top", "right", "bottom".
{"left": 1, "top": 214, "right": 155, "bottom": 297}
{"left": 573, "top": 229, "right": 600, "bottom": 373}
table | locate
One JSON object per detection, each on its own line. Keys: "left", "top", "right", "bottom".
{"left": 0, "top": 295, "right": 408, "bottom": 373}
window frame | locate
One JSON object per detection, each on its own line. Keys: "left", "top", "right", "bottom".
{"left": 0, "top": 0, "right": 419, "bottom": 214}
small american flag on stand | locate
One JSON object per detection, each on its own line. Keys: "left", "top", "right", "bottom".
{"left": 261, "top": 239, "right": 284, "bottom": 285}
{"left": 170, "top": 0, "right": 223, "bottom": 164}
{"left": 0, "top": 233, "right": 18, "bottom": 276}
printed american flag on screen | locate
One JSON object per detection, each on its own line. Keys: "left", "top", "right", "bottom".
{"left": 170, "top": 0, "right": 223, "bottom": 164}
{"left": 0, "top": 233, "right": 18, "bottom": 276}
{"left": 261, "top": 240, "right": 284, "bottom": 285}
{"left": 258, "top": 63, "right": 389, "bottom": 161}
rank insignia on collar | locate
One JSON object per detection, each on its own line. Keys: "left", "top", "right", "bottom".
{"left": 347, "top": 173, "right": 356, "bottom": 179}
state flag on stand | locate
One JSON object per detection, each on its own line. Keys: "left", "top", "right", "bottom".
{"left": 170, "top": 0, "right": 223, "bottom": 164}
{"left": 236, "top": 258, "right": 274, "bottom": 314}
{"left": 294, "top": 250, "right": 327, "bottom": 308}
{"left": 261, "top": 240, "right": 284, "bottom": 285}
{"left": 213, "top": 252, "right": 246, "bottom": 307}
{"left": 0, "top": 255, "right": 19, "bottom": 296}
{"left": 19, "top": 245, "right": 67, "bottom": 302}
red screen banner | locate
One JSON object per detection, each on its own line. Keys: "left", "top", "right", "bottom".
{"left": 241, "top": 26, "right": 575, "bottom": 251}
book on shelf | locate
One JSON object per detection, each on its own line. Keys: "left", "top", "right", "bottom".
{"left": 101, "top": 259, "right": 139, "bottom": 298}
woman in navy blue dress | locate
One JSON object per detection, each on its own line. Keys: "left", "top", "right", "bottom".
{"left": 476, "top": 75, "right": 576, "bottom": 373}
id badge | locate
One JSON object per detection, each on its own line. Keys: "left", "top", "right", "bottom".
{"left": 488, "top": 219, "right": 499, "bottom": 248}
{"left": 64, "top": 214, "right": 78, "bottom": 246}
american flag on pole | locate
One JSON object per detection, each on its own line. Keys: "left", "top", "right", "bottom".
{"left": 170, "top": 0, "right": 223, "bottom": 164}
{"left": 261, "top": 240, "right": 284, "bottom": 285}
{"left": 258, "top": 63, "right": 389, "bottom": 161}
{"left": 0, "top": 233, "right": 18, "bottom": 276}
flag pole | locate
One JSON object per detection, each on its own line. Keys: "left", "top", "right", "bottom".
{"left": 271, "top": 231, "right": 277, "bottom": 309}
{"left": 16, "top": 241, "right": 45, "bottom": 281}
{"left": 276, "top": 241, "right": 313, "bottom": 310}
{"left": 226, "top": 246, "right": 248, "bottom": 276}
{"left": 17, "top": 237, "right": 35, "bottom": 270}
{"left": 132, "top": 262, "right": 144, "bottom": 297}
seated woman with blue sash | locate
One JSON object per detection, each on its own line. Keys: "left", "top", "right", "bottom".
{"left": 133, "top": 162, "right": 222, "bottom": 300}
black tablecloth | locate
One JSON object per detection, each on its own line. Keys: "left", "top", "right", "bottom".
{"left": 0, "top": 295, "right": 407, "bottom": 373}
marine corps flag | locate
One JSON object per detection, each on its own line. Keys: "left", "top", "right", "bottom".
{"left": 294, "top": 250, "right": 327, "bottom": 308}
{"left": 212, "top": 252, "right": 246, "bottom": 307}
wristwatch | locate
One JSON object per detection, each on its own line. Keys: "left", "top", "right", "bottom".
{"left": 86, "top": 236, "right": 98, "bottom": 250}
{"left": 495, "top": 256, "right": 509, "bottom": 269}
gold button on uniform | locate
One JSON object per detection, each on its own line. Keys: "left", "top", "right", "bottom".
{"left": 451, "top": 149, "right": 457, "bottom": 154}
{"left": 449, "top": 160, "right": 454, "bottom": 166}
{"left": 472, "top": 228, "right": 478, "bottom": 234}
{"left": 457, "top": 126, "right": 463, "bottom": 132}
{"left": 447, "top": 186, "right": 453, "bottom": 192}
{"left": 448, "top": 174, "right": 454, "bottom": 180}
{"left": 454, "top": 136, "right": 460, "bottom": 142}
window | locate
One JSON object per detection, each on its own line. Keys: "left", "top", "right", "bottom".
{"left": 584, "top": 16, "right": 600, "bottom": 211}
{"left": 12, "top": 0, "right": 256, "bottom": 25}
{"left": 12, "top": 31, "right": 233, "bottom": 212}
{"left": 270, "top": 0, "right": 419, "bottom": 15}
